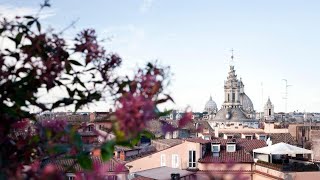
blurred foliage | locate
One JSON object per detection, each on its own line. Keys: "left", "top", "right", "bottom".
{"left": 0, "top": 1, "right": 175, "bottom": 179}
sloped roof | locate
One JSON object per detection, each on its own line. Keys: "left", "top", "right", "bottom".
{"left": 198, "top": 139, "right": 266, "bottom": 163}
{"left": 43, "top": 157, "right": 128, "bottom": 172}
{"left": 199, "top": 150, "right": 254, "bottom": 163}
{"left": 269, "top": 133, "right": 297, "bottom": 145}
{"left": 151, "top": 139, "right": 183, "bottom": 147}
{"left": 214, "top": 108, "right": 253, "bottom": 121}
{"left": 209, "top": 138, "right": 266, "bottom": 151}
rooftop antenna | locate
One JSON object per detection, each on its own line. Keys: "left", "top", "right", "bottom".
{"left": 282, "top": 79, "right": 292, "bottom": 114}
{"left": 261, "top": 82, "right": 264, "bottom": 115}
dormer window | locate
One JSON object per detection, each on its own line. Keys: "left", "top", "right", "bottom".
{"left": 259, "top": 135, "right": 266, "bottom": 141}
{"left": 212, "top": 143, "right": 220, "bottom": 152}
{"left": 226, "top": 143, "right": 236, "bottom": 152}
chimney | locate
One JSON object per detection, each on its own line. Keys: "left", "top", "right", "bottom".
{"left": 119, "top": 151, "right": 126, "bottom": 161}
{"left": 89, "top": 112, "right": 96, "bottom": 122}
{"left": 214, "top": 127, "right": 219, "bottom": 138}
{"left": 171, "top": 173, "right": 180, "bottom": 180}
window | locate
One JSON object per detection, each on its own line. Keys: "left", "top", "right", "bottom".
{"left": 227, "top": 135, "right": 233, "bottom": 139}
{"left": 66, "top": 173, "right": 75, "bottom": 180}
{"left": 259, "top": 135, "right": 266, "bottom": 141}
{"left": 88, "top": 126, "right": 93, "bottom": 132}
{"left": 269, "top": 109, "right": 271, "bottom": 116}
{"left": 245, "top": 136, "right": 252, "bottom": 140}
{"left": 232, "top": 92, "right": 235, "bottom": 102}
{"left": 160, "top": 154, "right": 166, "bottom": 166}
{"left": 226, "top": 144, "right": 236, "bottom": 152}
{"left": 212, "top": 144, "right": 220, "bottom": 152}
{"left": 172, "top": 154, "right": 179, "bottom": 168}
{"left": 228, "top": 94, "right": 230, "bottom": 102}
{"left": 188, "top": 150, "right": 196, "bottom": 168}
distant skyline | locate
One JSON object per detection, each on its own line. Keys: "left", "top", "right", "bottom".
{"left": 2, "top": 0, "right": 320, "bottom": 112}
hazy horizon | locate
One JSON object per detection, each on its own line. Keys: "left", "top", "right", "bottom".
{"left": 2, "top": 0, "right": 320, "bottom": 113}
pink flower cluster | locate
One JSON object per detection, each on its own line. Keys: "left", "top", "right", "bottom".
{"left": 115, "top": 65, "right": 166, "bottom": 137}
{"left": 115, "top": 93, "right": 155, "bottom": 136}
{"left": 11, "top": 118, "right": 30, "bottom": 130}
{"left": 75, "top": 160, "right": 126, "bottom": 180}
{"left": 21, "top": 33, "right": 67, "bottom": 89}
{"left": 161, "top": 112, "right": 193, "bottom": 134}
{"left": 41, "top": 119, "right": 67, "bottom": 133}
{"left": 74, "top": 29, "right": 105, "bottom": 64}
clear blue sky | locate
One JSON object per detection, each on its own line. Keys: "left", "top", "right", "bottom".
{"left": 2, "top": 0, "right": 320, "bottom": 112}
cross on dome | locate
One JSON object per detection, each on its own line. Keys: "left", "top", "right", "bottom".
{"left": 229, "top": 48, "right": 235, "bottom": 67}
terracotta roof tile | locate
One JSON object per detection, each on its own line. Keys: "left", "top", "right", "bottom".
{"left": 185, "top": 138, "right": 211, "bottom": 144}
{"left": 198, "top": 139, "right": 266, "bottom": 163}
{"left": 269, "top": 133, "right": 296, "bottom": 145}
{"left": 199, "top": 150, "right": 254, "bottom": 163}
{"left": 43, "top": 157, "right": 128, "bottom": 172}
{"left": 151, "top": 139, "right": 183, "bottom": 147}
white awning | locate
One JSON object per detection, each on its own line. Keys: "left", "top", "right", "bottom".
{"left": 253, "top": 142, "right": 313, "bottom": 155}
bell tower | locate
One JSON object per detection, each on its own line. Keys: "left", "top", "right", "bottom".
{"left": 264, "top": 97, "right": 274, "bottom": 120}
{"left": 222, "top": 50, "right": 241, "bottom": 109}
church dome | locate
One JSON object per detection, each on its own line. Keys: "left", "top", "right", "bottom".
{"left": 240, "top": 93, "right": 254, "bottom": 112}
{"left": 204, "top": 96, "right": 217, "bottom": 113}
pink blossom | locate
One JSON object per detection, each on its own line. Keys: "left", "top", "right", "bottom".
{"left": 74, "top": 29, "right": 105, "bottom": 64}
{"left": 30, "top": 160, "right": 40, "bottom": 172}
{"left": 161, "top": 121, "right": 177, "bottom": 134}
{"left": 115, "top": 93, "right": 155, "bottom": 136}
{"left": 11, "top": 119, "right": 30, "bottom": 129}
{"left": 41, "top": 119, "right": 67, "bottom": 132}
{"left": 178, "top": 112, "right": 193, "bottom": 127}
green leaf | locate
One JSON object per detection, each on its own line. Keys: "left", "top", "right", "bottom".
{"left": 66, "top": 87, "right": 75, "bottom": 97}
{"left": 77, "top": 153, "right": 92, "bottom": 170}
{"left": 27, "top": 20, "right": 35, "bottom": 27}
{"left": 45, "top": 129, "right": 52, "bottom": 139}
{"left": 69, "top": 60, "right": 83, "bottom": 66}
{"left": 157, "top": 109, "right": 173, "bottom": 117}
{"left": 24, "top": 16, "right": 34, "bottom": 19}
{"left": 54, "top": 80, "right": 63, "bottom": 86}
{"left": 0, "top": 28, "right": 5, "bottom": 35}
{"left": 130, "top": 136, "right": 140, "bottom": 146}
{"left": 65, "top": 61, "right": 71, "bottom": 73}
{"left": 71, "top": 132, "right": 83, "bottom": 150}
{"left": 52, "top": 144, "right": 69, "bottom": 154}
{"left": 140, "top": 130, "right": 155, "bottom": 139}
{"left": 101, "top": 141, "right": 115, "bottom": 161}
{"left": 15, "top": 33, "right": 23, "bottom": 47}
{"left": 36, "top": 21, "right": 41, "bottom": 32}
{"left": 115, "top": 140, "right": 132, "bottom": 147}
